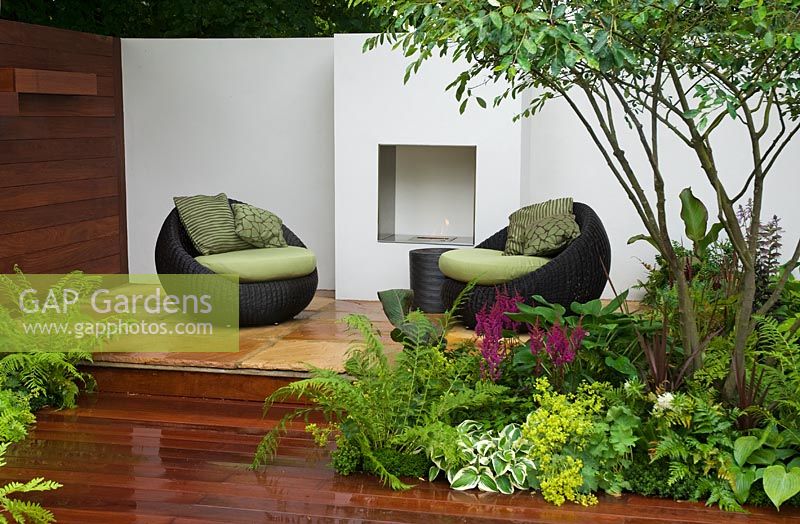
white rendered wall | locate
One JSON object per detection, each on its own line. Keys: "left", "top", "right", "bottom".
{"left": 122, "top": 38, "right": 336, "bottom": 288}
{"left": 523, "top": 95, "right": 800, "bottom": 298}
{"left": 334, "top": 34, "right": 523, "bottom": 300}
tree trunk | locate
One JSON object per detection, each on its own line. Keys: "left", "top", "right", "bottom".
{"left": 671, "top": 258, "right": 703, "bottom": 370}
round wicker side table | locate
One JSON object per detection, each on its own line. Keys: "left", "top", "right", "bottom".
{"left": 409, "top": 247, "right": 454, "bottom": 313}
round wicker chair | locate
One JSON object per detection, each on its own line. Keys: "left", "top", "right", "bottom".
{"left": 154, "top": 200, "right": 318, "bottom": 326}
{"left": 441, "top": 202, "right": 611, "bottom": 328}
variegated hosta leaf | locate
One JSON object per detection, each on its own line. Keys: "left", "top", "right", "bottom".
{"left": 429, "top": 465, "right": 441, "bottom": 482}
{"left": 474, "top": 439, "right": 493, "bottom": 455}
{"left": 450, "top": 466, "right": 480, "bottom": 491}
{"left": 478, "top": 472, "right": 499, "bottom": 492}
{"left": 509, "top": 464, "right": 526, "bottom": 486}
{"left": 501, "top": 424, "right": 521, "bottom": 442}
{"left": 495, "top": 475, "right": 514, "bottom": 495}
{"left": 491, "top": 453, "right": 510, "bottom": 476}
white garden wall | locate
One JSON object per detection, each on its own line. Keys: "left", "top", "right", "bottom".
{"left": 333, "top": 34, "right": 523, "bottom": 300}
{"left": 121, "top": 36, "right": 797, "bottom": 300}
{"left": 122, "top": 38, "right": 336, "bottom": 288}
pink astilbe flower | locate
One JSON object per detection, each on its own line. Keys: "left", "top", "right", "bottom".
{"left": 475, "top": 289, "right": 523, "bottom": 382}
{"left": 529, "top": 320, "right": 587, "bottom": 367}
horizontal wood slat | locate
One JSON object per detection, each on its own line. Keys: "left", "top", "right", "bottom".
{"left": 8, "top": 68, "right": 98, "bottom": 95}
{"left": 0, "top": 176, "right": 119, "bottom": 212}
{"left": 0, "top": 116, "right": 115, "bottom": 141}
{"left": 0, "top": 137, "right": 115, "bottom": 164}
{"left": 0, "top": 215, "right": 119, "bottom": 258}
{"left": 0, "top": 92, "right": 18, "bottom": 115}
{"left": 51, "top": 253, "right": 122, "bottom": 274}
{"left": 0, "top": 19, "right": 113, "bottom": 57}
{"left": 0, "top": 20, "right": 126, "bottom": 274}
{"left": 0, "top": 196, "right": 120, "bottom": 235}
{"left": 0, "top": 158, "right": 116, "bottom": 188}
{"left": 0, "top": 234, "right": 120, "bottom": 273}
{"left": 17, "top": 93, "right": 115, "bottom": 117}
{"left": 0, "top": 42, "right": 114, "bottom": 76}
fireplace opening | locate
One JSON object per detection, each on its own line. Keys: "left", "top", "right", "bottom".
{"left": 377, "top": 144, "right": 476, "bottom": 246}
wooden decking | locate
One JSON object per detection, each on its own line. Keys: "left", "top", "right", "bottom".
{"left": 5, "top": 392, "right": 800, "bottom": 523}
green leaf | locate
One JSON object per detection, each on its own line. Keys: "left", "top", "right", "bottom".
{"left": 570, "top": 299, "right": 602, "bottom": 317}
{"left": 627, "top": 234, "right": 658, "bottom": 249}
{"left": 476, "top": 97, "right": 487, "bottom": 108}
{"left": 377, "top": 289, "right": 414, "bottom": 327}
{"left": 733, "top": 468, "right": 757, "bottom": 504}
{"left": 763, "top": 465, "right": 800, "bottom": 510}
{"left": 495, "top": 474, "right": 514, "bottom": 494}
{"left": 748, "top": 448, "right": 778, "bottom": 465}
{"left": 697, "top": 222, "right": 724, "bottom": 258}
{"left": 605, "top": 355, "right": 638, "bottom": 377}
{"left": 428, "top": 465, "right": 440, "bottom": 482}
{"left": 510, "top": 464, "right": 526, "bottom": 486}
{"left": 489, "top": 11, "right": 503, "bottom": 29}
{"left": 491, "top": 454, "right": 510, "bottom": 476}
{"left": 734, "top": 436, "right": 761, "bottom": 466}
{"left": 478, "top": 472, "right": 499, "bottom": 492}
{"left": 600, "top": 290, "right": 629, "bottom": 315}
{"left": 450, "top": 466, "right": 480, "bottom": 490}
{"left": 501, "top": 6, "right": 515, "bottom": 17}
{"left": 679, "top": 187, "right": 709, "bottom": 244}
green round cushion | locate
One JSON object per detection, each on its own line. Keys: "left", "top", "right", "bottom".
{"left": 438, "top": 248, "right": 551, "bottom": 285}
{"left": 195, "top": 246, "right": 316, "bottom": 283}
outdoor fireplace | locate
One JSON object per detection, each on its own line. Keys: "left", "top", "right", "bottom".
{"left": 377, "top": 144, "right": 475, "bottom": 246}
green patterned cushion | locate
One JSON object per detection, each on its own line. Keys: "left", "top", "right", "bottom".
{"left": 522, "top": 214, "right": 580, "bottom": 256}
{"left": 504, "top": 197, "right": 574, "bottom": 255}
{"left": 173, "top": 193, "right": 251, "bottom": 256}
{"left": 232, "top": 203, "right": 287, "bottom": 248}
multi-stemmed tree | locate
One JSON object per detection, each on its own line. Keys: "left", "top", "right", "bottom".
{"left": 355, "top": 0, "right": 800, "bottom": 393}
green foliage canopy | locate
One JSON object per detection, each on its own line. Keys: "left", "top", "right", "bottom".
{"left": 2, "top": 0, "right": 381, "bottom": 37}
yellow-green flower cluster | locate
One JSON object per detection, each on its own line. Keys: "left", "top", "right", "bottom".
{"left": 539, "top": 455, "right": 597, "bottom": 506}
{"left": 521, "top": 378, "right": 606, "bottom": 506}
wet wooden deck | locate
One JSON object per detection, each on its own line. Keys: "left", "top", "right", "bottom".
{"left": 4, "top": 393, "right": 799, "bottom": 523}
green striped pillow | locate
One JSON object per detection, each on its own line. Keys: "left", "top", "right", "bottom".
{"left": 173, "top": 193, "right": 252, "bottom": 256}
{"left": 504, "top": 197, "right": 574, "bottom": 255}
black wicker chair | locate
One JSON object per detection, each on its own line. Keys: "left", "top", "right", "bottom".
{"left": 441, "top": 202, "right": 611, "bottom": 328}
{"left": 154, "top": 200, "right": 318, "bottom": 326}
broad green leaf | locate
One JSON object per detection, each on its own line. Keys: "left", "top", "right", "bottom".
{"left": 734, "top": 436, "right": 761, "bottom": 466}
{"left": 697, "top": 222, "right": 724, "bottom": 258}
{"left": 429, "top": 466, "right": 440, "bottom": 482}
{"left": 763, "top": 465, "right": 800, "bottom": 510}
{"left": 605, "top": 355, "right": 638, "bottom": 377}
{"left": 510, "top": 464, "right": 526, "bottom": 485}
{"left": 501, "top": 6, "right": 514, "bottom": 17}
{"left": 491, "top": 454, "right": 509, "bottom": 476}
{"left": 377, "top": 289, "right": 414, "bottom": 327}
{"left": 748, "top": 448, "right": 778, "bottom": 465}
{"left": 478, "top": 472, "right": 499, "bottom": 492}
{"left": 495, "top": 474, "right": 514, "bottom": 494}
{"left": 570, "top": 298, "right": 602, "bottom": 317}
{"left": 733, "top": 468, "right": 757, "bottom": 504}
{"left": 679, "top": 187, "right": 709, "bottom": 244}
{"left": 450, "top": 466, "right": 480, "bottom": 490}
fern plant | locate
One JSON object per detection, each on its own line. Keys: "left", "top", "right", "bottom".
{"left": 253, "top": 284, "right": 510, "bottom": 489}
{"left": 0, "top": 443, "right": 60, "bottom": 524}
{"left": 0, "top": 269, "right": 100, "bottom": 409}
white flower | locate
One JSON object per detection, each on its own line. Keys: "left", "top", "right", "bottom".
{"left": 653, "top": 392, "right": 675, "bottom": 413}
